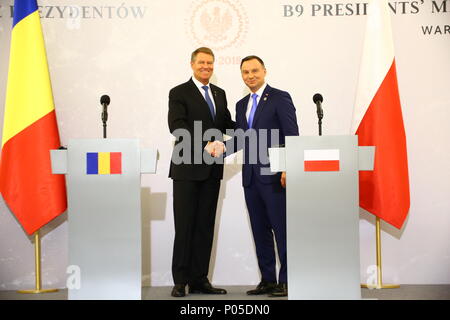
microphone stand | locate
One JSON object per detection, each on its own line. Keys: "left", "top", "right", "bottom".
{"left": 318, "top": 118, "right": 323, "bottom": 136}
{"left": 101, "top": 105, "right": 108, "bottom": 139}
{"left": 313, "top": 94, "right": 324, "bottom": 136}
{"left": 317, "top": 106, "right": 323, "bottom": 136}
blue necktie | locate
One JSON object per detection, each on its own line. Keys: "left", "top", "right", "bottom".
{"left": 247, "top": 93, "right": 258, "bottom": 128}
{"left": 202, "top": 86, "right": 215, "bottom": 120}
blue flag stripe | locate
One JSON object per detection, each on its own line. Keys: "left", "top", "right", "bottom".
{"left": 13, "top": 0, "right": 38, "bottom": 28}
{"left": 86, "top": 153, "right": 98, "bottom": 174}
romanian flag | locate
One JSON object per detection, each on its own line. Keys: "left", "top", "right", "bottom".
{"left": 351, "top": 0, "right": 410, "bottom": 229}
{"left": 304, "top": 149, "right": 340, "bottom": 172}
{"left": 0, "top": 0, "right": 67, "bottom": 235}
{"left": 87, "top": 152, "right": 122, "bottom": 175}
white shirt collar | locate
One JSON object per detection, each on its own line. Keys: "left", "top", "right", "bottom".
{"left": 250, "top": 82, "right": 267, "bottom": 99}
{"left": 191, "top": 77, "right": 216, "bottom": 110}
{"left": 246, "top": 83, "right": 268, "bottom": 118}
{"left": 192, "top": 76, "right": 210, "bottom": 91}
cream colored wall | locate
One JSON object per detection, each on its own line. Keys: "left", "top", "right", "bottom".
{"left": 0, "top": 0, "right": 449, "bottom": 290}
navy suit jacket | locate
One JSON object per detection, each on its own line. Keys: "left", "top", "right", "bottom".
{"left": 231, "top": 85, "right": 299, "bottom": 187}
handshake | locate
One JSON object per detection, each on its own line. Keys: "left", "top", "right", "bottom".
{"left": 204, "top": 141, "right": 226, "bottom": 158}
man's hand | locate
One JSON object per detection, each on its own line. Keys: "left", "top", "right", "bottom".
{"left": 205, "top": 141, "right": 226, "bottom": 157}
{"left": 213, "top": 141, "right": 226, "bottom": 157}
{"left": 281, "top": 172, "right": 286, "bottom": 188}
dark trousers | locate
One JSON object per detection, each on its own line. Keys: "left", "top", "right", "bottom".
{"left": 172, "top": 178, "right": 220, "bottom": 285}
{"left": 244, "top": 178, "right": 287, "bottom": 284}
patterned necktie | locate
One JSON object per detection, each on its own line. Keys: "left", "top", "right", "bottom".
{"left": 202, "top": 86, "right": 215, "bottom": 120}
{"left": 247, "top": 93, "right": 258, "bottom": 128}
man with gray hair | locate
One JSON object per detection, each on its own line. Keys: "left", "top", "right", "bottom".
{"left": 168, "top": 47, "right": 234, "bottom": 297}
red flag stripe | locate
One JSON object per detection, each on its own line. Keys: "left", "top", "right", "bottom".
{"left": 0, "top": 111, "right": 67, "bottom": 234}
{"left": 356, "top": 60, "right": 410, "bottom": 229}
{"left": 110, "top": 152, "right": 122, "bottom": 174}
{"left": 304, "top": 160, "right": 340, "bottom": 172}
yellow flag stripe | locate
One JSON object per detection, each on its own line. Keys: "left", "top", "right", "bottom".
{"left": 2, "top": 11, "right": 55, "bottom": 147}
{"left": 98, "top": 152, "right": 111, "bottom": 175}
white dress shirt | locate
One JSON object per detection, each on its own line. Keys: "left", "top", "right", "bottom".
{"left": 246, "top": 83, "right": 267, "bottom": 121}
{"left": 192, "top": 77, "right": 216, "bottom": 113}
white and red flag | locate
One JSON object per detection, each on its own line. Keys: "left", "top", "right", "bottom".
{"left": 351, "top": 0, "right": 410, "bottom": 229}
{"left": 304, "top": 149, "right": 340, "bottom": 172}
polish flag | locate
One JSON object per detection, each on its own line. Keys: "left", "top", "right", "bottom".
{"left": 351, "top": 0, "right": 410, "bottom": 229}
{"left": 304, "top": 149, "right": 340, "bottom": 172}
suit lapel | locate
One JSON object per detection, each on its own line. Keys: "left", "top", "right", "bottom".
{"left": 239, "top": 94, "right": 250, "bottom": 130}
{"left": 210, "top": 84, "right": 221, "bottom": 124}
{"left": 251, "top": 85, "right": 272, "bottom": 128}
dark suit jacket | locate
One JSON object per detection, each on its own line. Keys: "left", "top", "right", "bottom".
{"left": 233, "top": 85, "right": 299, "bottom": 187}
{"left": 168, "top": 78, "right": 235, "bottom": 181}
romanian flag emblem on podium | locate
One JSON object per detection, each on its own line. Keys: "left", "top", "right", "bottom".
{"left": 87, "top": 152, "right": 122, "bottom": 175}
{"left": 0, "top": 0, "right": 67, "bottom": 235}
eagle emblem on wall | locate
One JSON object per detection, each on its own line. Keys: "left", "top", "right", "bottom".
{"left": 187, "top": 0, "right": 248, "bottom": 50}
{"left": 200, "top": 7, "right": 232, "bottom": 42}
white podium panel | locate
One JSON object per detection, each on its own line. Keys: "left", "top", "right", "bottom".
{"left": 270, "top": 135, "right": 374, "bottom": 300}
{"left": 51, "top": 139, "right": 158, "bottom": 300}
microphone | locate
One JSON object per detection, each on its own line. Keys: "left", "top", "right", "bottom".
{"left": 100, "top": 95, "right": 110, "bottom": 123}
{"left": 100, "top": 94, "right": 110, "bottom": 106}
{"left": 313, "top": 93, "right": 323, "bottom": 120}
{"left": 100, "top": 95, "right": 110, "bottom": 138}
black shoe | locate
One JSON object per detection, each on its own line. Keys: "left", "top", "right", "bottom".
{"left": 246, "top": 281, "right": 277, "bottom": 295}
{"left": 188, "top": 281, "right": 227, "bottom": 294}
{"left": 171, "top": 284, "right": 186, "bottom": 297}
{"left": 269, "top": 283, "right": 288, "bottom": 297}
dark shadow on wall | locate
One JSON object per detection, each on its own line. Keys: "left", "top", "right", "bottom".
{"left": 359, "top": 208, "right": 409, "bottom": 241}
{"left": 141, "top": 188, "right": 167, "bottom": 287}
{"left": 39, "top": 211, "right": 68, "bottom": 239}
{"left": 208, "top": 159, "right": 243, "bottom": 283}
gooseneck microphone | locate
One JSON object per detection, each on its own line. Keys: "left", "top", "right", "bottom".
{"left": 313, "top": 93, "right": 324, "bottom": 136}
{"left": 100, "top": 95, "right": 110, "bottom": 138}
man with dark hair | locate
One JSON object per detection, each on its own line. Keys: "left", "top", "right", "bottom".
{"left": 240, "top": 55, "right": 265, "bottom": 68}
{"left": 168, "top": 47, "right": 234, "bottom": 297}
{"left": 233, "top": 55, "right": 299, "bottom": 297}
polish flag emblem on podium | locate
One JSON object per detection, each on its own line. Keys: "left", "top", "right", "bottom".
{"left": 304, "top": 149, "right": 340, "bottom": 172}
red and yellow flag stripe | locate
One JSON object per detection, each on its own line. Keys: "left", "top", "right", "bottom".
{"left": 0, "top": 0, "right": 67, "bottom": 235}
